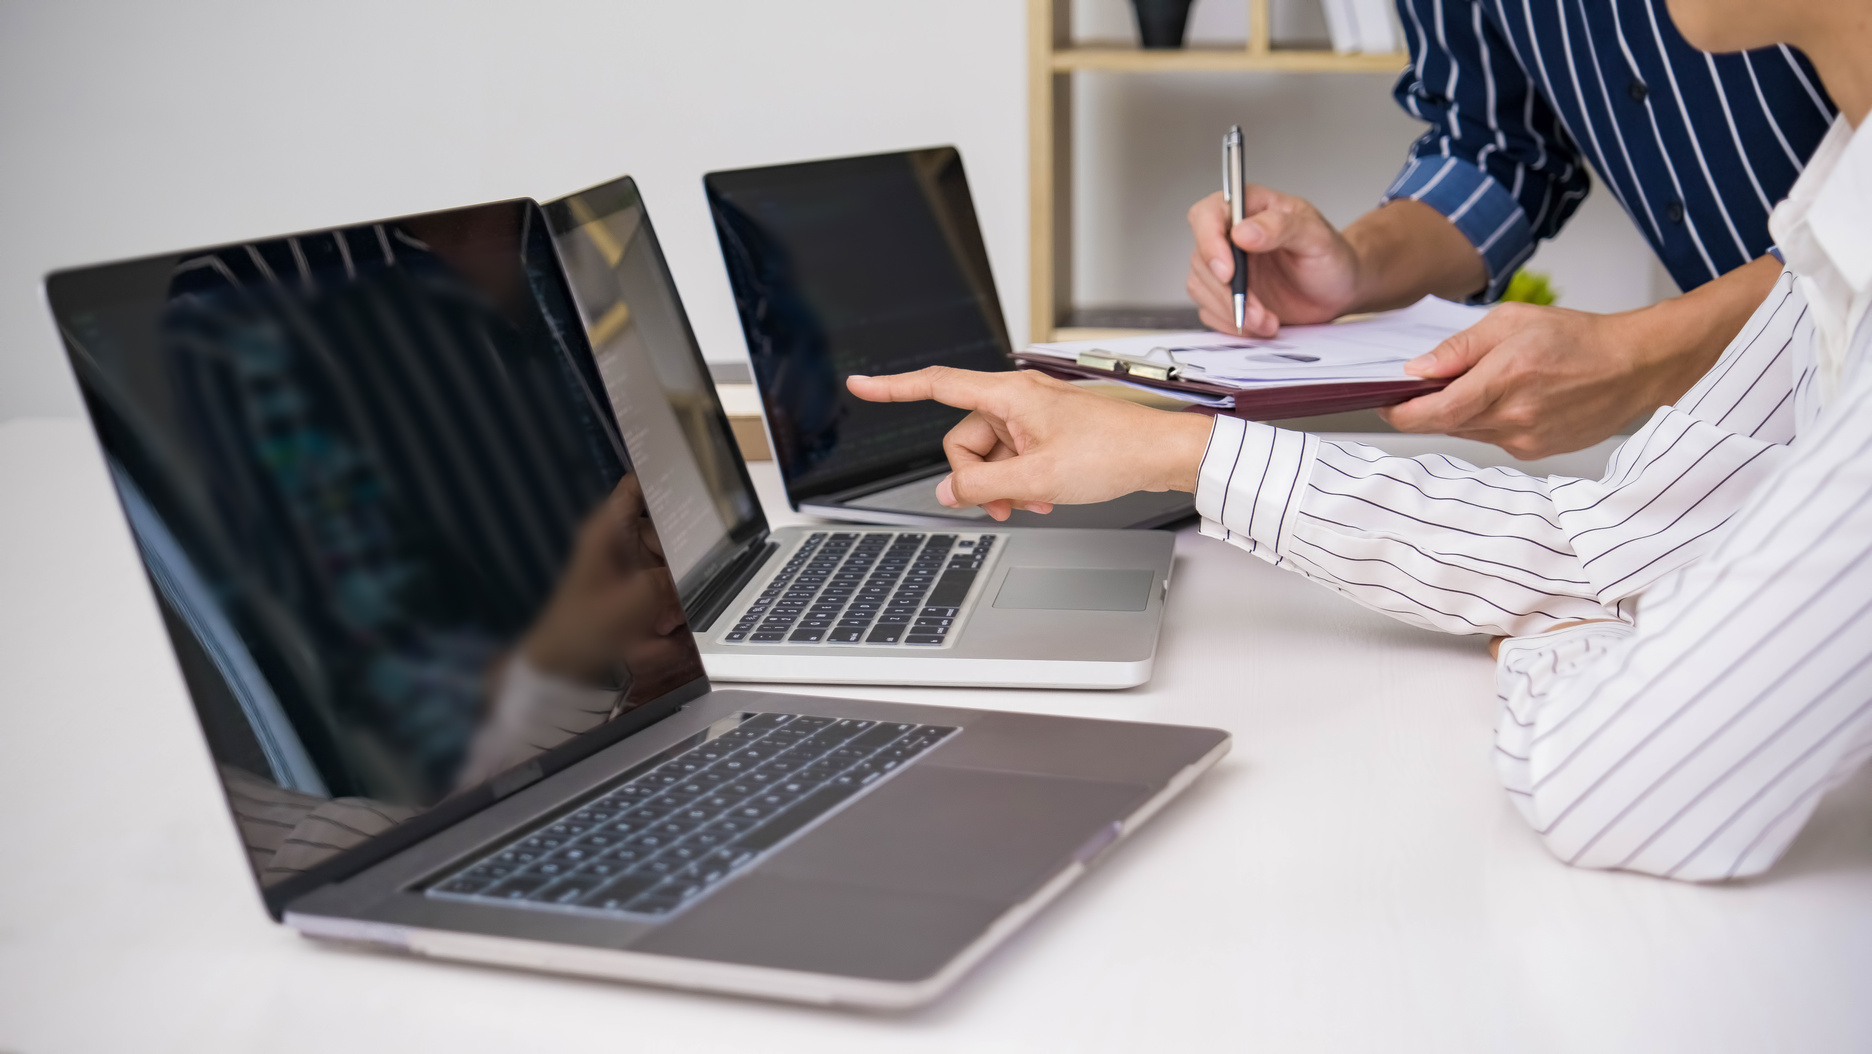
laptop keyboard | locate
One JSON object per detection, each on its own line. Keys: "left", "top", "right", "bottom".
{"left": 428, "top": 712, "right": 957, "bottom": 919}
{"left": 722, "top": 531, "right": 998, "bottom": 646}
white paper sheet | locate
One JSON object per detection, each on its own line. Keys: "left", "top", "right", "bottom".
{"left": 1026, "top": 297, "right": 1490, "bottom": 391}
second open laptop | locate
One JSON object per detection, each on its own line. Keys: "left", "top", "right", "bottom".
{"left": 544, "top": 176, "right": 1174, "bottom": 689}
{"left": 701, "top": 146, "right": 1195, "bottom": 531}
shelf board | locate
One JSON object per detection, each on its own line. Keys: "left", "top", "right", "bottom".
{"left": 1052, "top": 45, "right": 1408, "bottom": 74}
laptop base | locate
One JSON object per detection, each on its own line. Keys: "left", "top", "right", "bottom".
{"left": 803, "top": 485, "right": 1196, "bottom": 532}
{"left": 283, "top": 689, "right": 1230, "bottom": 1010}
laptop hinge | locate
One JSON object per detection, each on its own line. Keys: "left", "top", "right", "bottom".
{"left": 810, "top": 460, "right": 952, "bottom": 507}
{"left": 688, "top": 540, "right": 779, "bottom": 632}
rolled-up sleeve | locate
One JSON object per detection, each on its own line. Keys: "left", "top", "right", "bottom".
{"left": 1385, "top": 0, "right": 1591, "bottom": 301}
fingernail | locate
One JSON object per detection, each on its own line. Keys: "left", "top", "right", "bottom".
{"left": 1403, "top": 354, "right": 1433, "bottom": 376}
{"left": 936, "top": 475, "right": 957, "bottom": 507}
{"left": 1209, "top": 258, "right": 1229, "bottom": 280}
{"left": 847, "top": 374, "right": 871, "bottom": 381}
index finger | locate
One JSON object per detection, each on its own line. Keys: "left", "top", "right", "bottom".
{"left": 1187, "top": 192, "right": 1234, "bottom": 278}
{"left": 846, "top": 366, "right": 1014, "bottom": 414}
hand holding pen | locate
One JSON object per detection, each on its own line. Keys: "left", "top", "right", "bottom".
{"left": 1186, "top": 140, "right": 1369, "bottom": 337}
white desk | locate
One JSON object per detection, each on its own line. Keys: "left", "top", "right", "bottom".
{"left": 2, "top": 417, "right": 1868, "bottom": 1053}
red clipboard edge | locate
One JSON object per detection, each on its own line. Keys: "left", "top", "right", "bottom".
{"left": 1013, "top": 355, "right": 1450, "bottom": 422}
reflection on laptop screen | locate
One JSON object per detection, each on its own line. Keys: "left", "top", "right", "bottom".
{"left": 47, "top": 201, "right": 705, "bottom": 894}
{"left": 544, "top": 178, "right": 763, "bottom": 600}
{"left": 705, "top": 148, "right": 1014, "bottom": 502}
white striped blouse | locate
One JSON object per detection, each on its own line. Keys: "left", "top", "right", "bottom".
{"left": 1194, "top": 268, "right": 1872, "bottom": 879}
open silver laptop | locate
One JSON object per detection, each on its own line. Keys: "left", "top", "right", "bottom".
{"left": 546, "top": 176, "right": 1175, "bottom": 689}
{"left": 701, "top": 147, "right": 1195, "bottom": 530}
{"left": 44, "top": 198, "right": 1229, "bottom": 1009}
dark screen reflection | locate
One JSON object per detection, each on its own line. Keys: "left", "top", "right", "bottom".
{"left": 705, "top": 148, "right": 1014, "bottom": 501}
{"left": 544, "top": 178, "right": 764, "bottom": 604}
{"left": 49, "top": 200, "right": 704, "bottom": 887}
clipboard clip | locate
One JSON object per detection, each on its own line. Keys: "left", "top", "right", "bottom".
{"left": 1075, "top": 348, "right": 1182, "bottom": 383}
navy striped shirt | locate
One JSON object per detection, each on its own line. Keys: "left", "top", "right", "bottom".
{"left": 1383, "top": 0, "right": 1835, "bottom": 301}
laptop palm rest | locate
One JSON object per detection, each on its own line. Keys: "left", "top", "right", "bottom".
{"left": 757, "top": 766, "right": 1149, "bottom": 900}
{"left": 629, "top": 768, "right": 1148, "bottom": 979}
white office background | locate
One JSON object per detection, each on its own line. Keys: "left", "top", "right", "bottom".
{"left": 0, "top": 0, "right": 1669, "bottom": 424}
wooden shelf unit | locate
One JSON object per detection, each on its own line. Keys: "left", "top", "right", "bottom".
{"left": 1026, "top": 0, "right": 1408, "bottom": 343}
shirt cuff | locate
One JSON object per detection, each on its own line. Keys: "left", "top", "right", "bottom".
{"left": 1383, "top": 155, "right": 1535, "bottom": 303}
{"left": 1193, "top": 414, "right": 1318, "bottom": 557}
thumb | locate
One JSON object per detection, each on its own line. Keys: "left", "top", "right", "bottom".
{"left": 1406, "top": 320, "right": 1497, "bottom": 379}
{"left": 946, "top": 457, "right": 1048, "bottom": 511}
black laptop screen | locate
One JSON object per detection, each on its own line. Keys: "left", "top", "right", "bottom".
{"left": 46, "top": 201, "right": 706, "bottom": 901}
{"left": 705, "top": 148, "right": 1014, "bottom": 502}
{"left": 544, "top": 177, "right": 764, "bottom": 604}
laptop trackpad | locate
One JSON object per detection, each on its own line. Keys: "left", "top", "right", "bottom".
{"left": 993, "top": 567, "right": 1154, "bottom": 611}
{"left": 758, "top": 765, "right": 1150, "bottom": 904}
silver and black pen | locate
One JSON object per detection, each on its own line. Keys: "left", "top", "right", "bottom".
{"left": 1221, "top": 124, "right": 1247, "bottom": 332}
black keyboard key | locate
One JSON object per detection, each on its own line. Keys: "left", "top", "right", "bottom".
{"left": 788, "top": 629, "right": 826, "bottom": 642}
{"left": 751, "top": 632, "right": 785, "bottom": 642}
{"left": 545, "top": 875, "right": 609, "bottom": 903}
{"left": 867, "top": 624, "right": 905, "bottom": 643}
{"left": 828, "top": 628, "right": 864, "bottom": 643}
{"left": 487, "top": 873, "right": 552, "bottom": 899}
{"left": 848, "top": 724, "right": 911, "bottom": 751}
{"left": 927, "top": 568, "right": 978, "bottom": 607}
{"left": 586, "top": 873, "right": 662, "bottom": 909}
{"left": 739, "top": 783, "right": 862, "bottom": 851}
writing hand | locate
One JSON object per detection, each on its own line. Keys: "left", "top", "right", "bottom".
{"left": 1186, "top": 187, "right": 1364, "bottom": 337}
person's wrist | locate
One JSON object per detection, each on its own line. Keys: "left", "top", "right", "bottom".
{"left": 1340, "top": 221, "right": 1386, "bottom": 315}
{"left": 1609, "top": 297, "right": 1721, "bottom": 407}
{"left": 1159, "top": 411, "right": 1217, "bottom": 493}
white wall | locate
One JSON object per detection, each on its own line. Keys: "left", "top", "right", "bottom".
{"left": 0, "top": 0, "right": 1026, "bottom": 420}
{"left": 0, "top": 0, "right": 1670, "bottom": 423}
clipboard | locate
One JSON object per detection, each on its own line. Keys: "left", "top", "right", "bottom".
{"left": 1012, "top": 353, "right": 1450, "bottom": 421}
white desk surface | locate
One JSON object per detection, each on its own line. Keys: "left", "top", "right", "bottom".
{"left": 2, "top": 417, "right": 1868, "bottom": 1054}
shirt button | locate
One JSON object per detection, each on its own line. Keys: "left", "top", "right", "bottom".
{"left": 1628, "top": 79, "right": 1648, "bottom": 102}
{"left": 1666, "top": 200, "right": 1685, "bottom": 224}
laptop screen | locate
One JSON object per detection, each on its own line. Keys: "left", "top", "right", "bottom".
{"left": 704, "top": 147, "right": 1014, "bottom": 503}
{"left": 543, "top": 177, "right": 765, "bottom": 604}
{"left": 46, "top": 200, "right": 707, "bottom": 906}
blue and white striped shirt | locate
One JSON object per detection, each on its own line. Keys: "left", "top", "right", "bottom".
{"left": 1384, "top": 0, "right": 1836, "bottom": 301}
